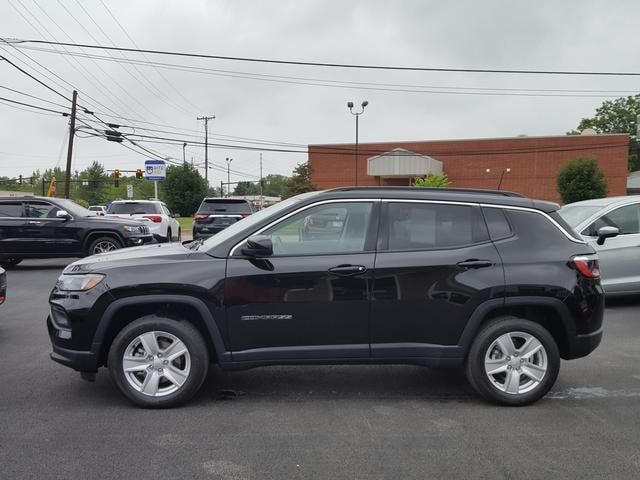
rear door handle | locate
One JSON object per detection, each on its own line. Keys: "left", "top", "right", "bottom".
{"left": 27, "top": 221, "right": 41, "bottom": 225}
{"left": 328, "top": 264, "right": 367, "bottom": 277}
{"left": 456, "top": 259, "right": 493, "bottom": 269}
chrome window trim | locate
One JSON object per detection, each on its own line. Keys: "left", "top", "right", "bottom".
{"left": 480, "top": 203, "right": 584, "bottom": 244}
{"left": 229, "top": 197, "right": 585, "bottom": 256}
{"left": 229, "top": 198, "right": 378, "bottom": 256}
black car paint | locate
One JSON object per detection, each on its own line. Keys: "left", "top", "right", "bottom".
{"left": 0, "top": 267, "right": 6, "bottom": 304}
{"left": 47, "top": 188, "right": 604, "bottom": 376}
{"left": 0, "top": 196, "right": 153, "bottom": 260}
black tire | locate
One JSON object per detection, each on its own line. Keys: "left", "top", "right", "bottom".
{"left": 108, "top": 315, "right": 209, "bottom": 408}
{"left": 177, "top": 228, "right": 181, "bottom": 242}
{"left": 465, "top": 316, "right": 560, "bottom": 406}
{"left": 0, "top": 258, "right": 22, "bottom": 269}
{"left": 166, "top": 228, "right": 172, "bottom": 243}
{"left": 87, "top": 236, "right": 122, "bottom": 256}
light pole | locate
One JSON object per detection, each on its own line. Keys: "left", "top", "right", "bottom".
{"left": 347, "top": 100, "right": 368, "bottom": 186}
{"left": 182, "top": 142, "right": 187, "bottom": 163}
{"left": 225, "top": 157, "right": 233, "bottom": 197}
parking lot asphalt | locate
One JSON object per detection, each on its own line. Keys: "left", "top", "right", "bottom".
{"left": 1, "top": 259, "right": 640, "bottom": 479}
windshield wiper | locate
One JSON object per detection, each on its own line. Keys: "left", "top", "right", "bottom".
{"left": 186, "top": 238, "right": 205, "bottom": 250}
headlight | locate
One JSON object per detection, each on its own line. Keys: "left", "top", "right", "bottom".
{"left": 57, "top": 274, "right": 105, "bottom": 291}
{"left": 122, "top": 225, "right": 140, "bottom": 232}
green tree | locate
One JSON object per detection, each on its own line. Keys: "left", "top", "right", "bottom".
{"left": 261, "top": 174, "right": 288, "bottom": 197}
{"left": 233, "top": 181, "right": 261, "bottom": 196}
{"left": 413, "top": 173, "right": 452, "bottom": 188}
{"left": 556, "top": 157, "right": 607, "bottom": 204}
{"left": 283, "top": 162, "right": 316, "bottom": 199}
{"left": 77, "top": 161, "right": 108, "bottom": 205}
{"left": 163, "top": 163, "right": 207, "bottom": 216}
{"left": 569, "top": 94, "right": 640, "bottom": 171}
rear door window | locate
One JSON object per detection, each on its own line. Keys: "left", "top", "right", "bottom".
{"left": 482, "top": 207, "right": 513, "bottom": 240}
{"left": 385, "top": 202, "right": 488, "bottom": 250}
{"left": 0, "top": 201, "right": 24, "bottom": 217}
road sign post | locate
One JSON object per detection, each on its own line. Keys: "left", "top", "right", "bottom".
{"left": 144, "top": 160, "right": 166, "bottom": 200}
{"left": 126, "top": 184, "right": 133, "bottom": 199}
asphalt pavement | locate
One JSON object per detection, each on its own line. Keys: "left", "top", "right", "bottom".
{"left": 1, "top": 259, "right": 640, "bottom": 479}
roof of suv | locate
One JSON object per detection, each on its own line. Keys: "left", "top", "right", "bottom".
{"left": 311, "top": 187, "right": 559, "bottom": 213}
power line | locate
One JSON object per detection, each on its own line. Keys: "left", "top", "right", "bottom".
{"left": 0, "top": 95, "right": 68, "bottom": 114}
{"left": 0, "top": 97, "right": 61, "bottom": 116}
{"left": 7, "top": 37, "right": 640, "bottom": 76}
{"left": 11, "top": 44, "right": 640, "bottom": 98}
{"left": 0, "top": 83, "right": 69, "bottom": 108}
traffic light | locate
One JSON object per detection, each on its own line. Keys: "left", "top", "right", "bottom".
{"left": 114, "top": 169, "right": 120, "bottom": 187}
{"left": 135, "top": 168, "right": 143, "bottom": 179}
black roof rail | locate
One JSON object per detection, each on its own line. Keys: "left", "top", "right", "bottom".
{"left": 326, "top": 186, "right": 526, "bottom": 198}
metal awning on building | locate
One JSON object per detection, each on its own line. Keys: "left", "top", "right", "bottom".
{"left": 367, "top": 148, "right": 442, "bottom": 178}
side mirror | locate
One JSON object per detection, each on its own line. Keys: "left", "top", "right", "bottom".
{"left": 56, "top": 210, "right": 71, "bottom": 221}
{"left": 241, "top": 235, "right": 273, "bottom": 257}
{"left": 597, "top": 226, "right": 619, "bottom": 245}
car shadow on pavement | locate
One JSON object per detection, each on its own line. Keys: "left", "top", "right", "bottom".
{"left": 194, "top": 365, "right": 477, "bottom": 405}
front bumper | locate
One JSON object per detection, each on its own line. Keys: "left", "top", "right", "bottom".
{"left": 123, "top": 234, "right": 154, "bottom": 247}
{"left": 47, "top": 315, "right": 99, "bottom": 372}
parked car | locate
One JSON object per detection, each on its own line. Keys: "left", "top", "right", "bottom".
{"left": 106, "top": 200, "right": 180, "bottom": 243}
{"left": 0, "top": 196, "right": 152, "bottom": 269}
{"left": 88, "top": 205, "right": 107, "bottom": 216}
{"left": 48, "top": 187, "right": 604, "bottom": 408}
{"left": 192, "top": 198, "right": 255, "bottom": 239}
{"left": 559, "top": 196, "right": 637, "bottom": 296}
{"left": 0, "top": 267, "right": 6, "bottom": 305}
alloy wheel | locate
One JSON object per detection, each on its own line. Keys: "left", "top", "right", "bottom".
{"left": 484, "top": 331, "right": 548, "bottom": 395}
{"left": 93, "top": 240, "right": 119, "bottom": 254}
{"left": 122, "top": 331, "right": 192, "bottom": 397}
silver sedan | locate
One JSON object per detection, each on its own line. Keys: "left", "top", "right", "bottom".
{"left": 559, "top": 196, "right": 640, "bottom": 296}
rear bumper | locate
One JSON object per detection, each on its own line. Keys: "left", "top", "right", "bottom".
{"left": 565, "top": 328, "right": 603, "bottom": 360}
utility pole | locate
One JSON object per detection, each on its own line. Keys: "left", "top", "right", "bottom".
{"left": 197, "top": 115, "right": 215, "bottom": 185}
{"left": 225, "top": 157, "right": 233, "bottom": 197}
{"left": 64, "top": 90, "right": 78, "bottom": 198}
{"left": 259, "top": 152, "right": 264, "bottom": 209}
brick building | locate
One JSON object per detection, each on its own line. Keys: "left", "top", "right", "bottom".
{"left": 308, "top": 134, "right": 629, "bottom": 203}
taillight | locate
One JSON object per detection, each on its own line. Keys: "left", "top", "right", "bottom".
{"left": 571, "top": 255, "right": 600, "bottom": 279}
{"left": 143, "top": 215, "right": 162, "bottom": 223}
{"left": 194, "top": 214, "right": 209, "bottom": 221}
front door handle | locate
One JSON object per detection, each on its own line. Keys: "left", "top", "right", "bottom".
{"left": 27, "top": 221, "right": 41, "bottom": 225}
{"left": 456, "top": 259, "right": 493, "bottom": 269}
{"left": 328, "top": 264, "right": 367, "bottom": 277}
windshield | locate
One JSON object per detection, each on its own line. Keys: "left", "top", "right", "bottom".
{"left": 107, "top": 202, "right": 161, "bottom": 215}
{"left": 558, "top": 205, "right": 604, "bottom": 227}
{"left": 201, "top": 192, "right": 318, "bottom": 251}
{"left": 54, "top": 198, "right": 95, "bottom": 218}
{"left": 198, "top": 199, "right": 253, "bottom": 214}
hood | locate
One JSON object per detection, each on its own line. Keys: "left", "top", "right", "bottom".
{"left": 64, "top": 242, "right": 201, "bottom": 273}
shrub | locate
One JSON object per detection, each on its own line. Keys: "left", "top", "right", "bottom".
{"left": 556, "top": 157, "right": 607, "bottom": 204}
{"left": 413, "top": 173, "right": 451, "bottom": 188}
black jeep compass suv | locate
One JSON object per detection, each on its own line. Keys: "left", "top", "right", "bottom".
{"left": 47, "top": 187, "right": 608, "bottom": 407}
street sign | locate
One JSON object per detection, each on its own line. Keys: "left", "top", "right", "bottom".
{"left": 144, "top": 159, "right": 166, "bottom": 181}
{"left": 126, "top": 184, "right": 133, "bottom": 199}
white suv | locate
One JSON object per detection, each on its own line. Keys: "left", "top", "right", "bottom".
{"left": 106, "top": 200, "right": 181, "bottom": 242}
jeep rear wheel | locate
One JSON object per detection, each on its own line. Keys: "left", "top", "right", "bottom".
{"left": 108, "top": 315, "right": 209, "bottom": 408}
{"left": 465, "top": 316, "right": 560, "bottom": 406}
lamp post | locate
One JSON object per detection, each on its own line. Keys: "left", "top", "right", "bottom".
{"left": 182, "top": 142, "right": 187, "bottom": 163}
{"left": 347, "top": 100, "right": 368, "bottom": 186}
{"left": 225, "top": 157, "right": 233, "bottom": 197}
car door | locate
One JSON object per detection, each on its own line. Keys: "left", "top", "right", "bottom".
{"left": 581, "top": 202, "right": 640, "bottom": 294}
{"left": 162, "top": 203, "right": 179, "bottom": 239}
{"left": 370, "top": 201, "right": 504, "bottom": 359}
{"left": 23, "top": 200, "right": 82, "bottom": 255}
{"left": 224, "top": 200, "right": 379, "bottom": 361}
{"left": 0, "top": 200, "right": 27, "bottom": 255}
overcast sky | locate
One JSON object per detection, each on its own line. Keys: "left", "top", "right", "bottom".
{"left": 1, "top": 0, "right": 639, "bottom": 187}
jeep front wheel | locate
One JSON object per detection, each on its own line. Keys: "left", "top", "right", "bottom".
{"left": 107, "top": 315, "right": 209, "bottom": 408}
{"left": 465, "top": 316, "right": 560, "bottom": 406}
{"left": 88, "top": 236, "right": 122, "bottom": 255}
